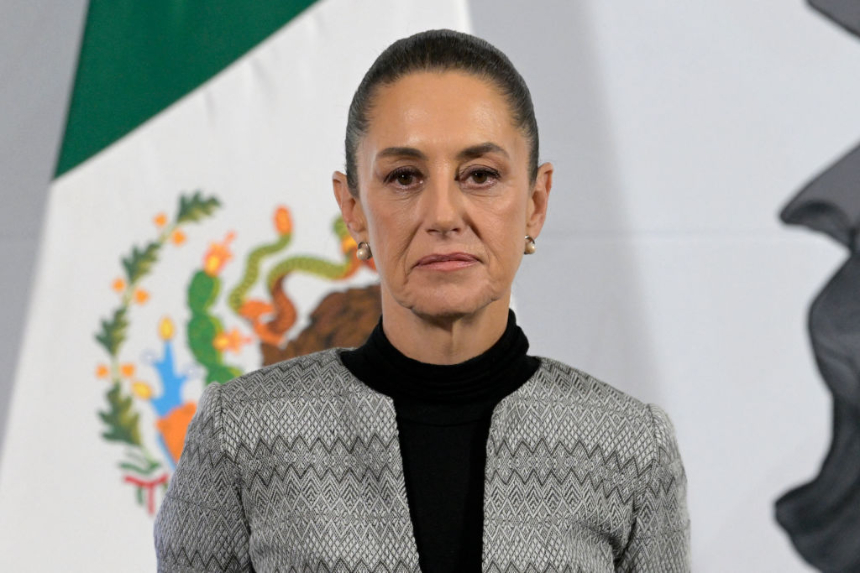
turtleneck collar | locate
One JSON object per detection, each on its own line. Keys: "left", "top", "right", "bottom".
{"left": 339, "top": 308, "right": 540, "bottom": 423}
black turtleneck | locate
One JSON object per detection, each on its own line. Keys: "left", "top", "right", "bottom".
{"left": 339, "top": 309, "right": 540, "bottom": 572}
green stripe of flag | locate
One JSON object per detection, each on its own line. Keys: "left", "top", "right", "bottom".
{"left": 55, "top": 0, "right": 319, "bottom": 178}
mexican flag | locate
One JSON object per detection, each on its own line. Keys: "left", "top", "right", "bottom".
{"left": 0, "top": 1, "right": 470, "bottom": 570}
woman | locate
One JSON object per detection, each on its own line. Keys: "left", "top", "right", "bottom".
{"left": 155, "top": 29, "right": 691, "bottom": 572}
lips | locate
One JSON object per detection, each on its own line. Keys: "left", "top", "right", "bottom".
{"left": 415, "top": 252, "right": 479, "bottom": 267}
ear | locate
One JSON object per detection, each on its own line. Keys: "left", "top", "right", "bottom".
{"left": 332, "top": 171, "right": 368, "bottom": 242}
{"left": 526, "top": 162, "right": 553, "bottom": 238}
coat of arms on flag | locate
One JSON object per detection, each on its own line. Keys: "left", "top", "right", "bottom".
{"left": 93, "top": 191, "right": 379, "bottom": 514}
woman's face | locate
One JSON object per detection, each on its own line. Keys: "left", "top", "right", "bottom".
{"left": 334, "top": 71, "right": 552, "bottom": 321}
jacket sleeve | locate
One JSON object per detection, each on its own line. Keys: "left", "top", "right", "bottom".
{"left": 154, "top": 381, "right": 254, "bottom": 572}
{"left": 616, "top": 403, "right": 691, "bottom": 572}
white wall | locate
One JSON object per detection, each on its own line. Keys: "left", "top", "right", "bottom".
{"left": 3, "top": 0, "right": 859, "bottom": 570}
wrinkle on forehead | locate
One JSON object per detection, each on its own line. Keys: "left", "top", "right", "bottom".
{"left": 375, "top": 142, "right": 510, "bottom": 162}
{"left": 359, "top": 71, "right": 527, "bottom": 170}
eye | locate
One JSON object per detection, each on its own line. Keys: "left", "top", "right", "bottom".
{"left": 396, "top": 171, "right": 415, "bottom": 185}
{"left": 460, "top": 167, "right": 500, "bottom": 187}
{"left": 385, "top": 167, "right": 422, "bottom": 189}
{"left": 470, "top": 170, "right": 491, "bottom": 184}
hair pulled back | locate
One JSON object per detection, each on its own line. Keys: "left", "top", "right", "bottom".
{"left": 345, "top": 29, "right": 539, "bottom": 196}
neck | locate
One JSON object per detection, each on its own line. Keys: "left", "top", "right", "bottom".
{"left": 380, "top": 289, "right": 511, "bottom": 365}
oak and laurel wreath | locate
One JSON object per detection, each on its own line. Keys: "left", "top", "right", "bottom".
{"left": 94, "top": 191, "right": 220, "bottom": 503}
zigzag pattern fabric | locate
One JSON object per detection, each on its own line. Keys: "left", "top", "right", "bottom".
{"left": 154, "top": 349, "right": 690, "bottom": 572}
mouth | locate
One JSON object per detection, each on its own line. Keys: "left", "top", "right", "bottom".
{"left": 414, "top": 252, "right": 480, "bottom": 271}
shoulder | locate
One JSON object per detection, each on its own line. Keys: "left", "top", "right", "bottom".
{"left": 527, "top": 356, "right": 651, "bottom": 417}
{"left": 516, "top": 356, "right": 678, "bottom": 463}
{"left": 199, "top": 348, "right": 383, "bottom": 454}
{"left": 215, "top": 347, "right": 359, "bottom": 404}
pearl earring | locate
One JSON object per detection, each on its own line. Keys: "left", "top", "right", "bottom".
{"left": 356, "top": 241, "right": 373, "bottom": 260}
{"left": 524, "top": 235, "right": 536, "bottom": 255}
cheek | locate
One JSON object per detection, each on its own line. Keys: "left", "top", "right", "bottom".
{"left": 486, "top": 195, "right": 529, "bottom": 258}
{"left": 366, "top": 205, "right": 413, "bottom": 265}
{"left": 497, "top": 232, "right": 524, "bottom": 270}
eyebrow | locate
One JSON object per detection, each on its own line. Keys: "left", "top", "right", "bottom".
{"left": 375, "top": 142, "right": 509, "bottom": 162}
{"left": 456, "top": 142, "right": 509, "bottom": 161}
{"left": 376, "top": 146, "right": 427, "bottom": 160}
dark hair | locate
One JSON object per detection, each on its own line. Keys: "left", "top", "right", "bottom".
{"left": 344, "top": 29, "right": 539, "bottom": 195}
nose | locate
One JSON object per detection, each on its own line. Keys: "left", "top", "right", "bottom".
{"left": 422, "top": 175, "right": 463, "bottom": 235}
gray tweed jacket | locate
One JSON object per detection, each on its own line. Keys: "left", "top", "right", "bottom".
{"left": 154, "top": 348, "right": 691, "bottom": 572}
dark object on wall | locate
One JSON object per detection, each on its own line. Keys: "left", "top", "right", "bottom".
{"left": 775, "top": 140, "right": 860, "bottom": 572}
{"left": 781, "top": 143, "right": 860, "bottom": 248}
{"left": 809, "top": 0, "right": 860, "bottom": 37}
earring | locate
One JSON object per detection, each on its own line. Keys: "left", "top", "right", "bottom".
{"left": 524, "top": 235, "right": 536, "bottom": 255}
{"left": 356, "top": 241, "right": 373, "bottom": 260}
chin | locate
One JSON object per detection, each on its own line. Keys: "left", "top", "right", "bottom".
{"left": 404, "top": 288, "right": 497, "bottom": 322}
